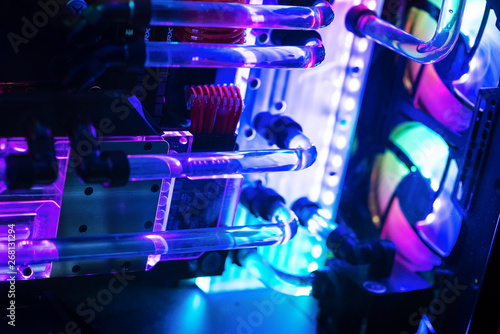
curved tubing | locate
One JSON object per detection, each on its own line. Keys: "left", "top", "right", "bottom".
{"left": 127, "top": 146, "right": 317, "bottom": 180}
{"left": 150, "top": 0, "right": 334, "bottom": 30}
{"left": 304, "top": 212, "right": 338, "bottom": 241}
{"left": 237, "top": 248, "right": 313, "bottom": 296}
{"left": 145, "top": 39, "right": 325, "bottom": 69}
{"left": 5, "top": 203, "right": 298, "bottom": 266}
{"left": 352, "top": 0, "right": 466, "bottom": 63}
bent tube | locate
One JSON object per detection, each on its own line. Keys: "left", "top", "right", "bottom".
{"left": 127, "top": 146, "right": 317, "bottom": 181}
{"left": 237, "top": 248, "right": 313, "bottom": 296}
{"left": 5, "top": 203, "right": 299, "bottom": 266}
{"left": 145, "top": 39, "right": 325, "bottom": 69}
{"left": 347, "top": 0, "right": 466, "bottom": 63}
{"left": 150, "top": 0, "right": 334, "bottom": 30}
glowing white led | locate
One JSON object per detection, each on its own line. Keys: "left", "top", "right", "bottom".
{"left": 326, "top": 174, "right": 340, "bottom": 187}
{"left": 332, "top": 154, "right": 343, "bottom": 168}
{"left": 356, "top": 38, "right": 368, "bottom": 52}
{"left": 367, "top": 0, "right": 377, "bottom": 10}
{"left": 347, "top": 78, "right": 361, "bottom": 92}
{"left": 312, "top": 245, "right": 323, "bottom": 258}
{"left": 343, "top": 97, "right": 356, "bottom": 111}
{"left": 321, "top": 190, "right": 335, "bottom": 205}
{"left": 308, "top": 262, "right": 319, "bottom": 272}
{"left": 335, "top": 136, "right": 347, "bottom": 149}
{"left": 350, "top": 58, "right": 365, "bottom": 71}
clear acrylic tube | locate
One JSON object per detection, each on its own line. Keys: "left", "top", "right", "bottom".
{"left": 238, "top": 248, "right": 313, "bottom": 296}
{"left": 306, "top": 212, "right": 338, "bottom": 241}
{"left": 4, "top": 202, "right": 298, "bottom": 266}
{"left": 150, "top": 0, "right": 334, "bottom": 30}
{"left": 128, "top": 146, "right": 317, "bottom": 181}
{"left": 354, "top": 0, "right": 466, "bottom": 63}
{"left": 144, "top": 39, "right": 325, "bottom": 69}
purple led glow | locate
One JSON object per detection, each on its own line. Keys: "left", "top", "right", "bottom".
{"left": 150, "top": 0, "right": 334, "bottom": 30}
{"left": 0, "top": 138, "right": 70, "bottom": 281}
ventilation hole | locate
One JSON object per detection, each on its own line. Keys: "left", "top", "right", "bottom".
{"left": 488, "top": 110, "right": 493, "bottom": 121}
{"left": 78, "top": 225, "right": 88, "bottom": 233}
{"left": 275, "top": 101, "right": 285, "bottom": 111}
{"left": 84, "top": 187, "right": 93, "bottom": 196}
{"left": 144, "top": 143, "right": 153, "bottom": 151}
{"left": 144, "top": 220, "right": 153, "bottom": 229}
{"left": 151, "top": 184, "right": 160, "bottom": 193}
{"left": 249, "top": 78, "right": 261, "bottom": 90}
{"left": 482, "top": 130, "right": 488, "bottom": 141}
{"left": 22, "top": 267, "right": 32, "bottom": 277}
{"left": 72, "top": 265, "right": 81, "bottom": 273}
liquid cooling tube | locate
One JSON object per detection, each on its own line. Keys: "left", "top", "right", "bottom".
{"left": 150, "top": 0, "right": 334, "bottom": 30}
{"left": 127, "top": 146, "right": 317, "bottom": 181}
{"left": 292, "top": 197, "right": 338, "bottom": 240}
{"left": 1, "top": 202, "right": 298, "bottom": 267}
{"left": 345, "top": 0, "right": 466, "bottom": 63}
{"left": 237, "top": 248, "right": 313, "bottom": 296}
{"left": 144, "top": 39, "right": 325, "bottom": 69}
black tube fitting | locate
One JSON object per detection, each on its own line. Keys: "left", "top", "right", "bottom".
{"left": 345, "top": 4, "right": 376, "bottom": 37}
{"left": 326, "top": 225, "right": 361, "bottom": 265}
{"left": 240, "top": 182, "right": 286, "bottom": 221}
{"left": 69, "top": 122, "right": 130, "bottom": 187}
{"left": 326, "top": 224, "right": 396, "bottom": 277}
{"left": 5, "top": 121, "right": 58, "bottom": 189}
{"left": 65, "top": 42, "right": 146, "bottom": 89}
{"left": 68, "top": 0, "right": 152, "bottom": 45}
{"left": 291, "top": 197, "right": 320, "bottom": 227}
{"left": 253, "top": 112, "right": 303, "bottom": 149}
